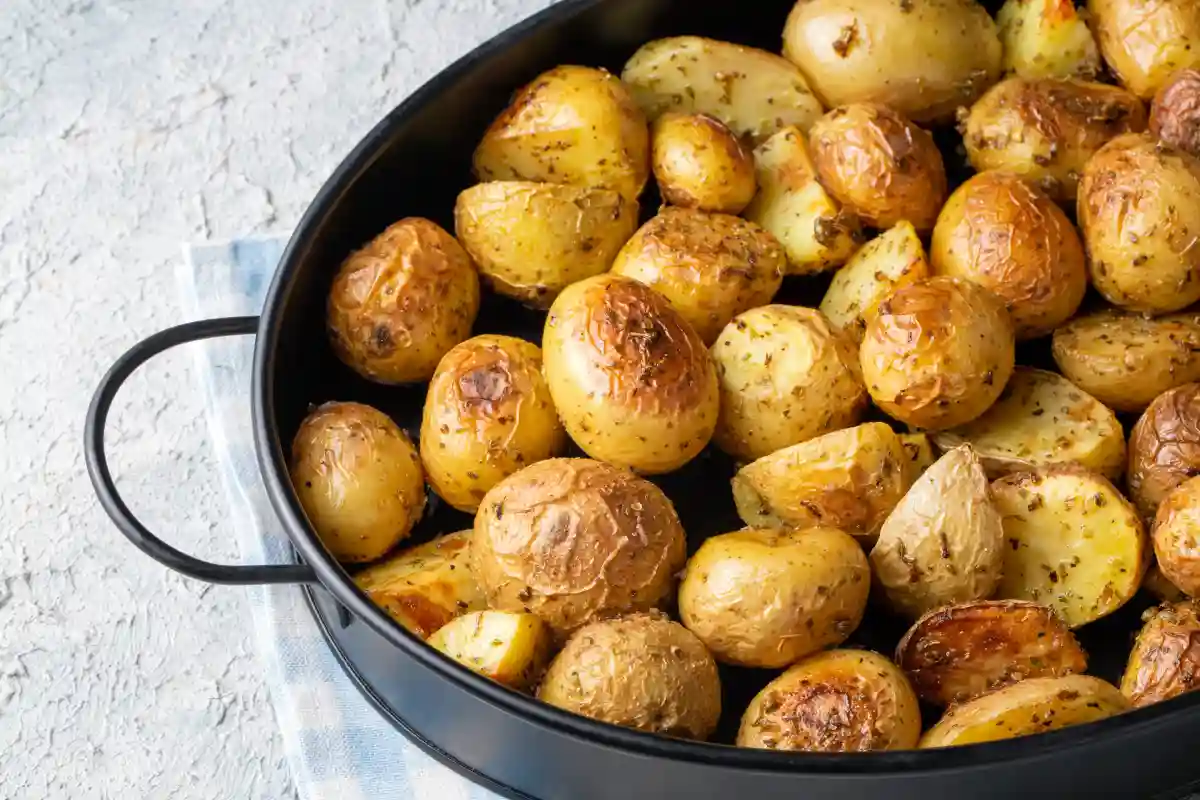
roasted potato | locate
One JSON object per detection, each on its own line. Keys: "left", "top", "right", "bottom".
{"left": 353, "top": 531, "right": 485, "bottom": 638}
{"left": 610, "top": 207, "right": 785, "bottom": 345}
{"left": 712, "top": 305, "right": 867, "bottom": 462}
{"left": 453, "top": 181, "right": 638, "bottom": 308}
{"left": 930, "top": 171, "right": 1087, "bottom": 340}
{"left": 896, "top": 600, "right": 1087, "bottom": 706}
{"left": 870, "top": 446, "right": 1005, "bottom": 619}
{"left": 1078, "top": 133, "right": 1200, "bottom": 315}
{"left": 473, "top": 65, "right": 649, "bottom": 199}
{"left": 1153, "top": 477, "right": 1200, "bottom": 597}
{"left": 1129, "top": 383, "right": 1200, "bottom": 519}
{"left": 809, "top": 103, "right": 948, "bottom": 233}
{"left": 993, "top": 467, "right": 1147, "bottom": 628}
{"left": 1121, "top": 600, "right": 1200, "bottom": 707}
{"left": 859, "top": 276, "right": 1015, "bottom": 431}
{"left": 290, "top": 402, "right": 426, "bottom": 564}
{"left": 620, "top": 37, "right": 824, "bottom": 143}
{"left": 538, "top": 614, "right": 722, "bottom": 740}
{"left": 1145, "top": 562, "right": 1191, "bottom": 603}
{"left": 1151, "top": 69, "right": 1200, "bottom": 157}
{"left": 900, "top": 433, "right": 938, "bottom": 483}
{"left": 963, "top": 77, "right": 1147, "bottom": 202}
{"left": 650, "top": 113, "right": 756, "bottom": 214}
{"left": 932, "top": 367, "right": 1127, "bottom": 481}
{"left": 327, "top": 218, "right": 480, "bottom": 384}
{"left": 1089, "top": 0, "right": 1200, "bottom": 99}
{"left": 920, "top": 675, "right": 1128, "bottom": 748}
{"left": 471, "top": 459, "right": 687, "bottom": 636}
{"left": 420, "top": 335, "right": 566, "bottom": 513}
{"left": 996, "top": 0, "right": 1102, "bottom": 80}
{"left": 542, "top": 275, "right": 718, "bottom": 474}
{"left": 737, "top": 649, "right": 921, "bottom": 752}
{"left": 744, "top": 127, "right": 863, "bottom": 276}
{"left": 782, "top": 0, "right": 1002, "bottom": 124}
{"left": 428, "top": 610, "right": 553, "bottom": 692}
{"left": 731, "top": 423, "right": 911, "bottom": 541}
{"left": 678, "top": 527, "right": 871, "bottom": 668}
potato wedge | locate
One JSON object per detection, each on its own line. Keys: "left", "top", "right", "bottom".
{"left": 992, "top": 468, "right": 1147, "bottom": 628}
{"left": 899, "top": 433, "right": 938, "bottom": 483}
{"left": 1121, "top": 600, "right": 1200, "bottom": 708}
{"left": 1152, "top": 476, "right": 1200, "bottom": 597}
{"left": 931, "top": 367, "right": 1127, "bottom": 481}
{"left": 1128, "top": 383, "right": 1200, "bottom": 520}
{"left": 620, "top": 36, "right": 824, "bottom": 143}
{"left": 996, "top": 0, "right": 1102, "bottom": 80}
{"left": 428, "top": 610, "right": 554, "bottom": 692}
{"left": 920, "top": 675, "right": 1128, "bottom": 748}
{"left": 896, "top": 600, "right": 1087, "bottom": 706}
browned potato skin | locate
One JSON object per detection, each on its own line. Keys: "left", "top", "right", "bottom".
{"left": 1129, "top": 384, "right": 1200, "bottom": 520}
{"left": 471, "top": 459, "right": 687, "bottom": 637}
{"left": 737, "top": 649, "right": 922, "bottom": 752}
{"left": 1121, "top": 600, "right": 1200, "bottom": 707}
{"left": 860, "top": 277, "right": 1015, "bottom": 430}
{"left": 1145, "top": 562, "right": 1191, "bottom": 603}
{"left": 610, "top": 208, "right": 785, "bottom": 345}
{"left": 1153, "top": 477, "right": 1200, "bottom": 597}
{"left": 1089, "top": 0, "right": 1200, "bottom": 99}
{"left": 895, "top": 600, "right": 1088, "bottom": 706}
{"left": 931, "top": 171, "right": 1087, "bottom": 340}
{"left": 809, "top": 104, "right": 948, "bottom": 233}
{"left": 538, "top": 614, "right": 722, "bottom": 740}
{"left": 651, "top": 113, "right": 757, "bottom": 214}
{"left": 963, "top": 78, "right": 1147, "bottom": 202}
{"left": 1152, "top": 69, "right": 1200, "bottom": 157}
{"left": 328, "top": 218, "right": 481, "bottom": 384}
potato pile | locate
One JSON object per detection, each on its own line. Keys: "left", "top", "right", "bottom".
{"left": 291, "top": 0, "right": 1200, "bottom": 754}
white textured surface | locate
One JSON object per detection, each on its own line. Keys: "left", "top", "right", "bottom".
{"left": 0, "top": 1, "right": 552, "bottom": 797}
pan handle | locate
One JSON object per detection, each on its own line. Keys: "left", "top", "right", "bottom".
{"left": 85, "top": 316, "right": 317, "bottom": 585}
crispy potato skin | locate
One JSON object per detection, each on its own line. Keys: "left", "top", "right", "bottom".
{"left": 963, "top": 78, "right": 1147, "bottom": 202}
{"left": 1122, "top": 601, "right": 1200, "bottom": 707}
{"left": 327, "top": 218, "right": 480, "bottom": 384}
{"left": 931, "top": 171, "right": 1087, "bottom": 340}
{"left": 782, "top": 0, "right": 1002, "bottom": 124}
{"left": 809, "top": 104, "right": 948, "bottom": 233}
{"left": 678, "top": 527, "right": 871, "bottom": 668}
{"left": 996, "top": 0, "right": 1102, "bottom": 80}
{"left": 1078, "top": 133, "right": 1200, "bottom": 314}
{"left": 538, "top": 614, "right": 722, "bottom": 740}
{"left": 471, "top": 459, "right": 687, "bottom": 637}
{"left": 896, "top": 600, "right": 1087, "bottom": 706}
{"left": 1129, "top": 384, "right": 1200, "bottom": 519}
{"left": 860, "top": 276, "right": 1015, "bottom": 431}
{"left": 651, "top": 113, "right": 757, "bottom": 214}
{"left": 428, "top": 610, "right": 554, "bottom": 691}
{"left": 1152, "top": 69, "right": 1200, "bottom": 157}
{"left": 712, "top": 305, "right": 867, "bottom": 462}
{"left": 290, "top": 402, "right": 426, "bottom": 564}
{"left": 542, "top": 275, "right": 718, "bottom": 474}
{"left": 1153, "top": 477, "right": 1200, "bottom": 597}
{"left": 454, "top": 181, "right": 638, "bottom": 308}
{"left": 737, "top": 649, "right": 921, "bottom": 752}
{"left": 1089, "top": 0, "right": 1200, "bottom": 99}
{"left": 610, "top": 208, "right": 785, "bottom": 345}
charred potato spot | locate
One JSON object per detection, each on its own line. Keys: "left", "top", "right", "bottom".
{"left": 1129, "top": 384, "right": 1200, "bottom": 519}
{"left": 1153, "top": 476, "right": 1200, "bottom": 597}
{"left": 651, "top": 113, "right": 757, "bottom": 214}
{"left": 1152, "top": 69, "right": 1200, "bottom": 157}
{"left": 1121, "top": 600, "right": 1200, "bottom": 707}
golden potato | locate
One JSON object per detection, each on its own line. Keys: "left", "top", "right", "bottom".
{"left": 1129, "top": 384, "right": 1200, "bottom": 519}
{"left": 1121, "top": 600, "right": 1200, "bottom": 707}
{"left": 327, "top": 218, "right": 480, "bottom": 384}
{"left": 1151, "top": 68, "right": 1200, "bottom": 157}
{"left": 538, "top": 614, "right": 722, "bottom": 740}
{"left": 920, "top": 675, "right": 1128, "bottom": 748}
{"left": 809, "top": 103, "right": 947, "bottom": 233}
{"left": 860, "top": 277, "right": 1015, "bottom": 431}
{"left": 542, "top": 275, "right": 718, "bottom": 474}
{"left": 1089, "top": 0, "right": 1200, "bottom": 99}
{"left": 896, "top": 600, "right": 1088, "bottom": 706}
{"left": 650, "top": 113, "right": 756, "bottom": 214}
{"left": 731, "top": 423, "right": 911, "bottom": 541}
{"left": 678, "top": 527, "right": 871, "bottom": 668}
{"left": 419, "top": 335, "right": 566, "bottom": 513}
{"left": 609, "top": 207, "right": 785, "bottom": 345}
{"left": 996, "top": 0, "right": 1102, "bottom": 79}
{"left": 453, "top": 181, "right": 638, "bottom": 308}
{"left": 963, "top": 77, "right": 1147, "bottom": 202}
{"left": 1153, "top": 477, "right": 1200, "bottom": 597}
{"left": 871, "top": 446, "right": 1006, "bottom": 619}
{"left": 931, "top": 171, "right": 1087, "bottom": 340}
{"left": 1079, "top": 133, "right": 1200, "bottom": 314}
{"left": 712, "top": 305, "right": 867, "bottom": 462}
{"left": 782, "top": 0, "right": 1002, "bottom": 124}
{"left": 471, "top": 459, "right": 687, "bottom": 637}
{"left": 290, "top": 402, "right": 425, "bottom": 564}
{"left": 737, "top": 649, "right": 921, "bottom": 752}
{"left": 1145, "top": 561, "right": 1191, "bottom": 603}
{"left": 428, "top": 610, "right": 553, "bottom": 692}
{"left": 473, "top": 65, "right": 649, "bottom": 199}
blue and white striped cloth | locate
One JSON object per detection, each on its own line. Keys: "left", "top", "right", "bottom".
{"left": 178, "top": 237, "right": 500, "bottom": 800}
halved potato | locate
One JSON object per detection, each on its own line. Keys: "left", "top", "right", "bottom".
{"left": 920, "top": 675, "right": 1128, "bottom": 748}
{"left": 992, "top": 467, "right": 1147, "bottom": 627}
{"left": 900, "top": 433, "right": 938, "bottom": 483}
{"left": 931, "top": 367, "right": 1127, "bottom": 481}
{"left": 1121, "top": 600, "right": 1200, "bottom": 708}
{"left": 996, "top": 0, "right": 1102, "bottom": 80}
{"left": 428, "top": 610, "right": 554, "bottom": 692}
{"left": 896, "top": 600, "right": 1087, "bottom": 706}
